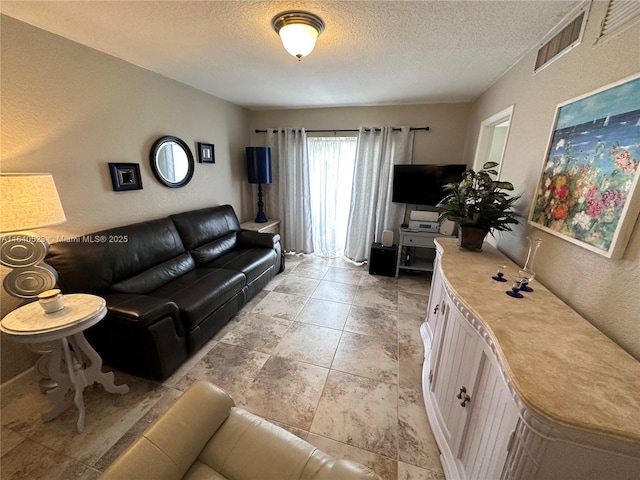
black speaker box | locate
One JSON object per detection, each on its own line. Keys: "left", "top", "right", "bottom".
{"left": 369, "top": 243, "right": 397, "bottom": 277}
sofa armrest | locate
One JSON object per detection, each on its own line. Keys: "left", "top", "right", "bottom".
{"left": 100, "top": 382, "right": 235, "bottom": 480}
{"left": 237, "top": 230, "right": 280, "bottom": 249}
{"left": 104, "top": 293, "right": 181, "bottom": 330}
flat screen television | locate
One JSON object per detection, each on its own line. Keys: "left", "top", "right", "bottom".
{"left": 392, "top": 164, "right": 467, "bottom": 206}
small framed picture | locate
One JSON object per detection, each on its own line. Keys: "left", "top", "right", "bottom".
{"left": 198, "top": 142, "right": 215, "bottom": 163}
{"left": 108, "top": 163, "right": 143, "bottom": 191}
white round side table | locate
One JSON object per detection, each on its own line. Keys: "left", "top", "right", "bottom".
{"left": 0, "top": 293, "right": 129, "bottom": 433}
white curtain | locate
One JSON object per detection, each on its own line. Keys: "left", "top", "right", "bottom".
{"left": 265, "top": 129, "right": 313, "bottom": 253}
{"left": 344, "top": 127, "right": 414, "bottom": 262}
{"left": 307, "top": 137, "right": 357, "bottom": 257}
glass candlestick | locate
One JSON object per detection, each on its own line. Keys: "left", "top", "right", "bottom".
{"left": 519, "top": 237, "right": 542, "bottom": 292}
{"left": 492, "top": 264, "right": 508, "bottom": 282}
{"left": 506, "top": 278, "right": 524, "bottom": 298}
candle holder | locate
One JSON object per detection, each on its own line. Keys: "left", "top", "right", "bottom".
{"left": 506, "top": 278, "right": 524, "bottom": 298}
{"left": 492, "top": 264, "right": 508, "bottom": 282}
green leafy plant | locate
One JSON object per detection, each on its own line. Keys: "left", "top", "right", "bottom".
{"left": 436, "top": 162, "right": 521, "bottom": 234}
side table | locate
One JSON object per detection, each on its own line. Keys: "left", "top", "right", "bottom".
{"left": 0, "top": 293, "right": 129, "bottom": 433}
{"left": 240, "top": 218, "right": 280, "bottom": 234}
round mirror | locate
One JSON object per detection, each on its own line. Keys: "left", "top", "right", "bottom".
{"left": 150, "top": 136, "right": 194, "bottom": 188}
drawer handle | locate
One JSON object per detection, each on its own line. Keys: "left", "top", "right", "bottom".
{"left": 456, "top": 386, "right": 471, "bottom": 407}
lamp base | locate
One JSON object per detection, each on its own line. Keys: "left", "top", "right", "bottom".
{"left": 1, "top": 232, "right": 58, "bottom": 298}
{"left": 255, "top": 184, "right": 268, "bottom": 223}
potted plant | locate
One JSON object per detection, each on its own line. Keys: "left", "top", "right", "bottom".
{"left": 436, "top": 162, "right": 521, "bottom": 251}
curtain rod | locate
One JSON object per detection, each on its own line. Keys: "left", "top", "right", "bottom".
{"left": 254, "top": 127, "right": 429, "bottom": 133}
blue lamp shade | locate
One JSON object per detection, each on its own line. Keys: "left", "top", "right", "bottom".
{"left": 246, "top": 147, "right": 272, "bottom": 185}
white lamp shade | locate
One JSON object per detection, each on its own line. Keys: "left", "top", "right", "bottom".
{"left": 0, "top": 173, "right": 67, "bottom": 232}
{"left": 278, "top": 23, "right": 319, "bottom": 58}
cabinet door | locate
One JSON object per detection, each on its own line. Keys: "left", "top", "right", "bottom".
{"left": 423, "top": 254, "right": 444, "bottom": 362}
{"left": 430, "top": 297, "right": 484, "bottom": 458}
{"left": 460, "top": 353, "right": 520, "bottom": 480}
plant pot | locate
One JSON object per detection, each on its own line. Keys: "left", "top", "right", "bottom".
{"left": 458, "top": 226, "right": 489, "bottom": 251}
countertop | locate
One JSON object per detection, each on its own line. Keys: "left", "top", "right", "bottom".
{"left": 436, "top": 237, "right": 640, "bottom": 444}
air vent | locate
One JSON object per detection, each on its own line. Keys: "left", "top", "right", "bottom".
{"left": 534, "top": 9, "right": 587, "bottom": 74}
{"left": 600, "top": 0, "right": 640, "bottom": 38}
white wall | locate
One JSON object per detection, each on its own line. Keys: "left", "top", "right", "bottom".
{"left": 0, "top": 16, "right": 253, "bottom": 381}
{"left": 463, "top": 2, "right": 640, "bottom": 359}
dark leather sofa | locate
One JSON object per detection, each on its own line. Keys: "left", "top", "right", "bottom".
{"left": 47, "top": 205, "right": 283, "bottom": 381}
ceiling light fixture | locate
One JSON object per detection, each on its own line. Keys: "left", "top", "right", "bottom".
{"left": 271, "top": 10, "right": 325, "bottom": 60}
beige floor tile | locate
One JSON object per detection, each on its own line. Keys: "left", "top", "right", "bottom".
{"left": 174, "top": 343, "right": 269, "bottom": 401}
{"left": 291, "top": 262, "right": 331, "bottom": 279}
{"left": 274, "top": 322, "right": 342, "bottom": 367}
{"left": 263, "top": 273, "right": 285, "bottom": 290}
{"left": 240, "top": 356, "right": 329, "bottom": 430}
{"left": 250, "top": 291, "right": 308, "bottom": 320}
{"left": 399, "top": 341, "right": 425, "bottom": 391}
{"left": 353, "top": 284, "right": 398, "bottom": 310}
{"left": 398, "top": 387, "right": 443, "bottom": 473}
{"left": 311, "top": 370, "right": 398, "bottom": 458}
{"left": 273, "top": 274, "right": 321, "bottom": 296}
{"left": 398, "top": 290, "right": 430, "bottom": 317}
{"left": 296, "top": 298, "right": 351, "bottom": 329}
{"left": 398, "top": 461, "right": 445, "bottom": 480}
{"left": 331, "top": 257, "right": 367, "bottom": 271}
{"left": 307, "top": 433, "right": 398, "bottom": 480}
{"left": 345, "top": 304, "right": 398, "bottom": 340}
{"left": 359, "top": 273, "right": 398, "bottom": 288}
{"left": 332, "top": 331, "right": 398, "bottom": 384}
{"left": 323, "top": 267, "right": 364, "bottom": 285}
{"left": 1, "top": 370, "right": 165, "bottom": 466}
{"left": 217, "top": 313, "right": 292, "bottom": 353}
{"left": 312, "top": 280, "right": 358, "bottom": 304}
{"left": 0, "top": 439, "right": 101, "bottom": 480}
{"left": 398, "top": 273, "right": 432, "bottom": 295}
{"left": 1, "top": 428, "right": 26, "bottom": 458}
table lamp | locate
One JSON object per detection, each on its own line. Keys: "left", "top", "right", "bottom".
{"left": 246, "top": 147, "right": 272, "bottom": 223}
{"left": 0, "top": 173, "right": 67, "bottom": 298}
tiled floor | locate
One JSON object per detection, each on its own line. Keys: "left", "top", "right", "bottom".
{"left": 0, "top": 255, "right": 444, "bottom": 480}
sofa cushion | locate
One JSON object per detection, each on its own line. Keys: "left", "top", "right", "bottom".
{"left": 150, "top": 268, "right": 245, "bottom": 332}
{"left": 171, "top": 205, "right": 241, "bottom": 251}
{"left": 111, "top": 253, "right": 195, "bottom": 295}
{"left": 205, "top": 248, "right": 277, "bottom": 284}
{"left": 189, "top": 232, "right": 237, "bottom": 266}
{"left": 47, "top": 217, "right": 186, "bottom": 293}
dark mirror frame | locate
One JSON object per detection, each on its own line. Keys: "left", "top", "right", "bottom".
{"left": 150, "top": 135, "right": 195, "bottom": 188}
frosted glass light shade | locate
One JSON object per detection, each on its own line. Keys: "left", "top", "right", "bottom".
{"left": 0, "top": 173, "right": 66, "bottom": 232}
{"left": 279, "top": 23, "right": 319, "bottom": 58}
{"left": 272, "top": 10, "right": 325, "bottom": 60}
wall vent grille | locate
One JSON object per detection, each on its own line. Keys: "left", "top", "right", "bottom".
{"left": 600, "top": 0, "right": 640, "bottom": 38}
{"left": 534, "top": 10, "right": 586, "bottom": 74}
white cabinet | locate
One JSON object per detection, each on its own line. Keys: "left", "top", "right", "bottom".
{"left": 424, "top": 287, "right": 517, "bottom": 479}
{"left": 422, "top": 239, "right": 640, "bottom": 480}
{"left": 430, "top": 302, "right": 484, "bottom": 460}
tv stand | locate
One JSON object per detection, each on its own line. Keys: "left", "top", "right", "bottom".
{"left": 395, "top": 228, "right": 447, "bottom": 277}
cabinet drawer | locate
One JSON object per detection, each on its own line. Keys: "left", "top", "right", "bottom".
{"left": 403, "top": 233, "right": 436, "bottom": 247}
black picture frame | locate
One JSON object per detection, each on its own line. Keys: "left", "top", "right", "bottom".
{"left": 198, "top": 142, "right": 215, "bottom": 163}
{"left": 108, "top": 162, "right": 143, "bottom": 191}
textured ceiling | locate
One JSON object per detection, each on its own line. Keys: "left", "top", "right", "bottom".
{"left": 1, "top": 1, "right": 581, "bottom": 110}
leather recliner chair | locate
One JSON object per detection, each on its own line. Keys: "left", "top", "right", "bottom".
{"left": 100, "top": 381, "right": 380, "bottom": 480}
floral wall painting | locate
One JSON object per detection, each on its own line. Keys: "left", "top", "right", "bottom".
{"left": 529, "top": 73, "right": 640, "bottom": 259}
